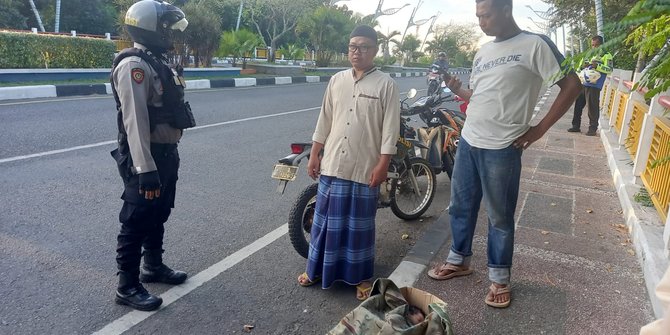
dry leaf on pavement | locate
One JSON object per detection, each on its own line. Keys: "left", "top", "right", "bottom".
{"left": 541, "top": 231, "right": 550, "bottom": 235}
{"left": 627, "top": 249, "right": 636, "bottom": 256}
{"left": 586, "top": 209, "right": 594, "bottom": 213}
{"left": 244, "top": 325, "right": 254, "bottom": 332}
{"left": 401, "top": 234, "right": 409, "bottom": 240}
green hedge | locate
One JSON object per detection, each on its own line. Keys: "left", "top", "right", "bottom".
{"left": 0, "top": 31, "right": 115, "bottom": 69}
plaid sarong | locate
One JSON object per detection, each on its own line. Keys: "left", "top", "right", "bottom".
{"left": 306, "top": 175, "right": 379, "bottom": 289}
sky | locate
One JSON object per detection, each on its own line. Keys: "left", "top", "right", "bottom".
{"left": 335, "top": 0, "right": 572, "bottom": 54}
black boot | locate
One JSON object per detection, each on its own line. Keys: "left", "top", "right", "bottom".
{"left": 140, "top": 249, "right": 188, "bottom": 285}
{"left": 115, "top": 271, "right": 163, "bottom": 311}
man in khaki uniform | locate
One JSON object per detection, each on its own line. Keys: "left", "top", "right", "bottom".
{"left": 110, "top": 0, "right": 193, "bottom": 311}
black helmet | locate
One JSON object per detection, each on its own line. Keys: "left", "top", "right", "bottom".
{"left": 125, "top": 0, "right": 188, "bottom": 51}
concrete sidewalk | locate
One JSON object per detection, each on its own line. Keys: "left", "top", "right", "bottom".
{"left": 390, "top": 86, "right": 663, "bottom": 334}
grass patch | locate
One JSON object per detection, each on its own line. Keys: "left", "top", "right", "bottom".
{"left": 633, "top": 188, "right": 654, "bottom": 207}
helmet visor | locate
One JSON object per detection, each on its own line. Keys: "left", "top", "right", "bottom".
{"left": 170, "top": 18, "right": 188, "bottom": 32}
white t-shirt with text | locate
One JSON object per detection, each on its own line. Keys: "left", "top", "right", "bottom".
{"left": 462, "top": 31, "right": 565, "bottom": 149}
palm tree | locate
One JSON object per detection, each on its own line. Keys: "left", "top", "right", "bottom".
{"left": 377, "top": 30, "right": 401, "bottom": 63}
{"left": 398, "top": 34, "right": 421, "bottom": 66}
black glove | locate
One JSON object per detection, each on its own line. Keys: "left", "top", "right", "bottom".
{"left": 139, "top": 171, "right": 161, "bottom": 193}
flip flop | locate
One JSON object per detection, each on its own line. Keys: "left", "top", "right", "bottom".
{"left": 485, "top": 283, "right": 511, "bottom": 308}
{"left": 297, "top": 272, "right": 320, "bottom": 287}
{"left": 356, "top": 283, "right": 372, "bottom": 301}
{"left": 427, "top": 262, "right": 473, "bottom": 280}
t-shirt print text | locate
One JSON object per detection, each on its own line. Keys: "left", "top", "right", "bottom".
{"left": 472, "top": 54, "right": 522, "bottom": 76}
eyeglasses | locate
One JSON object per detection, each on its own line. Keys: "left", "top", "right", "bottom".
{"left": 348, "top": 44, "right": 373, "bottom": 54}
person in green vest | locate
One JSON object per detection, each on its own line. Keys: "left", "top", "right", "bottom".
{"left": 568, "top": 35, "right": 613, "bottom": 136}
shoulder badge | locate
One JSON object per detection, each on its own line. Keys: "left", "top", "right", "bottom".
{"left": 131, "top": 68, "right": 145, "bottom": 84}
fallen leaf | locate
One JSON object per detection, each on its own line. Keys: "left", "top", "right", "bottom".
{"left": 627, "top": 249, "right": 636, "bottom": 256}
{"left": 544, "top": 241, "right": 549, "bottom": 244}
{"left": 476, "top": 279, "right": 482, "bottom": 283}
{"left": 545, "top": 273, "right": 556, "bottom": 286}
{"left": 541, "top": 231, "right": 550, "bottom": 235}
{"left": 583, "top": 231, "right": 587, "bottom": 234}
{"left": 419, "top": 219, "right": 424, "bottom": 222}
{"left": 551, "top": 202, "right": 556, "bottom": 206}
{"left": 401, "top": 234, "right": 409, "bottom": 240}
{"left": 615, "top": 290, "right": 621, "bottom": 294}
{"left": 586, "top": 209, "right": 594, "bottom": 213}
{"left": 243, "top": 325, "right": 254, "bottom": 332}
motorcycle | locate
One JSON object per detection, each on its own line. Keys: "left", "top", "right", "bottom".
{"left": 271, "top": 90, "right": 437, "bottom": 258}
{"left": 401, "top": 88, "right": 466, "bottom": 179}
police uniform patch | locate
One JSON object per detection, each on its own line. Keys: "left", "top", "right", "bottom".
{"left": 131, "top": 68, "right": 144, "bottom": 84}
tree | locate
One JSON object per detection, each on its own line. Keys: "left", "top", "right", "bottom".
{"left": 0, "top": 0, "right": 29, "bottom": 29}
{"left": 181, "top": 1, "right": 222, "bottom": 67}
{"left": 398, "top": 34, "right": 421, "bottom": 65}
{"left": 377, "top": 30, "right": 401, "bottom": 63}
{"left": 542, "top": 0, "right": 639, "bottom": 69}
{"left": 608, "top": 0, "right": 669, "bottom": 97}
{"left": 424, "top": 23, "right": 481, "bottom": 67}
{"left": 247, "top": 0, "right": 321, "bottom": 62}
{"left": 217, "top": 29, "right": 262, "bottom": 68}
{"left": 296, "top": 5, "right": 358, "bottom": 67}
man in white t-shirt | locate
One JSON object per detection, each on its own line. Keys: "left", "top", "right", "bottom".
{"left": 426, "top": 0, "right": 582, "bottom": 308}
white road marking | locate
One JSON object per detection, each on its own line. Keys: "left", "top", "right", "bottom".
{"left": 91, "top": 223, "right": 288, "bottom": 335}
{"left": 0, "top": 107, "right": 320, "bottom": 164}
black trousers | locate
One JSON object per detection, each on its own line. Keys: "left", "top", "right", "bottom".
{"left": 116, "top": 144, "right": 179, "bottom": 273}
{"left": 572, "top": 87, "right": 601, "bottom": 131}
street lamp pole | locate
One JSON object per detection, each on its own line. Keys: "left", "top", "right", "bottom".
{"left": 28, "top": 0, "right": 45, "bottom": 32}
{"left": 594, "top": 0, "right": 604, "bottom": 38}
{"left": 400, "top": 0, "right": 422, "bottom": 45}
{"left": 420, "top": 13, "right": 439, "bottom": 52}
{"left": 55, "top": 0, "right": 61, "bottom": 33}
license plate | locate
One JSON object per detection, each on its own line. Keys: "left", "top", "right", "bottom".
{"left": 271, "top": 164, "right": 298, "bottom": 181}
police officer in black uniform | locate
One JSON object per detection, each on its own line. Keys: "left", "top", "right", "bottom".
{"left": 110, "top": 0, "right": 195, "bottom": 311}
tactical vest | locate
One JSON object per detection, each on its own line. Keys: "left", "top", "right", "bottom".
{"left": 111, "top": 48, "right": 195, "bottom": 137}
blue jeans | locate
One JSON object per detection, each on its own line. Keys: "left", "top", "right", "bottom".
{"left": 445, "top": 138, "right": 522, "bottom": 285}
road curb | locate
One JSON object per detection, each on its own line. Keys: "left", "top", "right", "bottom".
{"left": 600, "top": 126, "right": 669, "bottom": 318}
{"left": 0, "top": 70, "right": 472, "bottom": 102}
{"left": 388, "top": 207, "right": 452, "bottom": 288}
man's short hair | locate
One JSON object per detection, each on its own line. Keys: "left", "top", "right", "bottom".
{"left": 475, "top": 0, "right": 512, "bottom": 8}
{"left": 592, "top": 35, "right": 604, "bottom": 44}
{"left": 350, "top": 25, "right": 378, "bottom": 45}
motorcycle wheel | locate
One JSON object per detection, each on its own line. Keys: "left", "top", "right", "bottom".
{"left": 288, "top": 183, "right": 318, "bottom": 259}
{"left": 390, "top": 157, "right": 437, "bottom": 220}
{"left": 427, "top": 81, "right": 439, "bottom": 96}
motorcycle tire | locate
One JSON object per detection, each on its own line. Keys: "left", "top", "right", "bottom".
{"left": 427, "top": 81, "right": 439, "bottom": 96}
{"left": 390, "top": 157, "right": 437, "bottom": 220}
{"left": 288, "top": 183, "right": 318, "bottom": 259}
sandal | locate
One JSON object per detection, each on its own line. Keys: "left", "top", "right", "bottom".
{"left": 356, "top": 282, "right": 372, "bottom": 301}
{"left": 297, "top": 272, "right": 320, "bottom": 287}
{"left": 485, "top": 283, "right": 511, "bottom": 308}
{"left": 427, "top": 262, "right": 473, "bottom": 280}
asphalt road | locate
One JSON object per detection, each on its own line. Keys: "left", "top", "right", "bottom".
{"left": 0, "top": 74, "right": 468, "bottom": 335}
